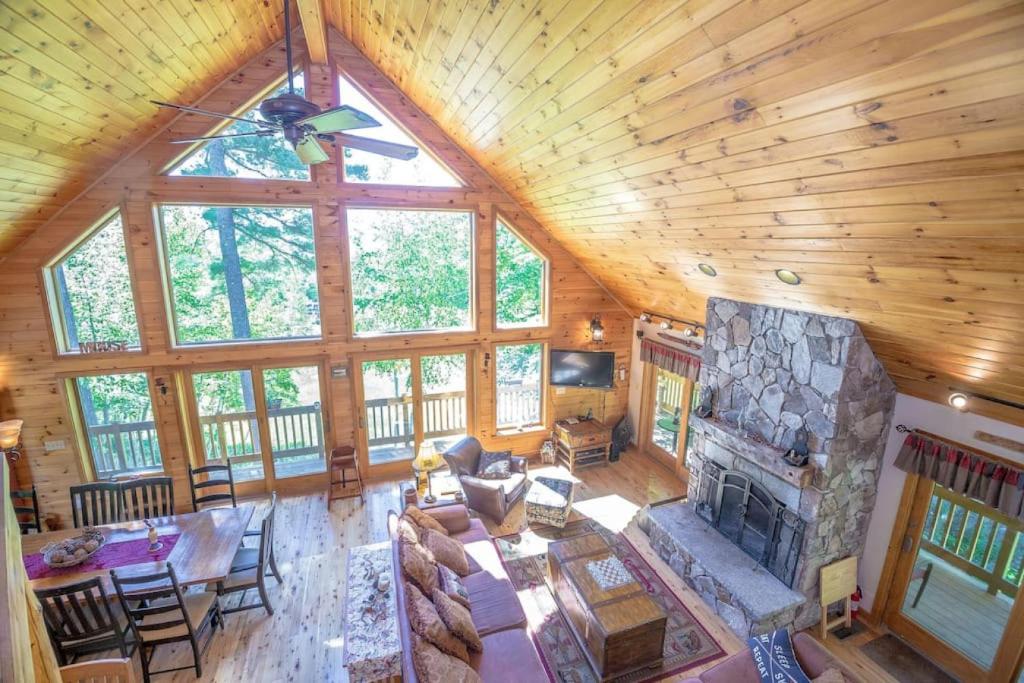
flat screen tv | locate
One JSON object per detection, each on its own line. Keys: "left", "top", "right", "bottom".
{"left": 550, "top": 350, "right": 615, "bottom": 388}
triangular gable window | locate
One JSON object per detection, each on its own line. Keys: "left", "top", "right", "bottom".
{"left": 339, "top": 75, "right": 461, "bottom": 187}
{"left": 48, "top": 212, "right": 142, "bottom": 353}
{"left": 496, "top": 219, "right": 547, "bottom": 328}
{"left": 169, "top": 74, "right": 310, "bottom": 180}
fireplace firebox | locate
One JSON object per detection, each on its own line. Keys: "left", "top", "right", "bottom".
{"left": 695, "top": 461, "right": 805, "bottom": 588}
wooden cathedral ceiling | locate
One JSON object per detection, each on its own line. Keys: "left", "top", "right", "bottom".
{"left": 1, "top": 0, "right": 1023, "bottom": 416}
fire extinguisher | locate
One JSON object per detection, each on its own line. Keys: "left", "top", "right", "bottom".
{"left": 851, "top": 585, "right": 862, "bottom": 619}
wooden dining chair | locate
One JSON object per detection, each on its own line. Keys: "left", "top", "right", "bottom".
{"left": 327, "top": 445, "right": 364, "bottom": 508}
{"left": 11, "top": 485, "right": 42, "bottom": 533}
{"left": 120, "top": 477, "right": 175, "bottom": 521}
{"left": 187, "top": 463, "right": 238, "bottom": 511}
{"left": 60, "top": 658, "right": 136, "bottom": 683}
{"left": 212, "top": 501, "right": 277, "bottom": 616}
{"left": 229, "top": 492, "right": 283, "bottom": 585}
{"left": 111, "top": 563, "right": 222, "bottom": 683}
{"left": 70, "top": 482, "right": 122, "bottom": 528}
{"left": 35, "top": 577, "right": 136, "bottom": 666}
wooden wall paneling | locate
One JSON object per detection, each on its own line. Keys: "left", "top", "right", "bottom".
{"left": 0, "top": 27, "right": 631, "bottom": 525}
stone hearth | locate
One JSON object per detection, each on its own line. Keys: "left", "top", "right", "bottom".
{"left": 640, "top": 298, "right": 896, "bottom": 638}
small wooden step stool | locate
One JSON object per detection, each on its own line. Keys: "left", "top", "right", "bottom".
{"left": 328, "top": 445, "right": 364, "bottom": 508}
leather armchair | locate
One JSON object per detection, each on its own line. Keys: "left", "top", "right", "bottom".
{"left": 442, "top": 437, "right": 529, "bottom": 523}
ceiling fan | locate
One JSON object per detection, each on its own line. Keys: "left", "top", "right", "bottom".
{"left": 151, "top": 0, "right": 418, "bottom": 166}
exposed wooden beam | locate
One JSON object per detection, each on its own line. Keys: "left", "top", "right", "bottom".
{"left": 295, "top": 0, "right": 328, "bottom": 64}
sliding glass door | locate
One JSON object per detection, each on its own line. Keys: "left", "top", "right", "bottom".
{"left": 187, "top": 361, "right": 329, "bottom": 490}
{"left": 639, "top": 363, "right": 696, "bottom": 479}
{"left": 355, "top": 350, "right": 472, "bottom": 468}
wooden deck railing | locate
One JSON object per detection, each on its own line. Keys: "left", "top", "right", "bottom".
{"left": 920, "top": 483, "right": 1024, "bottom": 596}
{"left": 496, "top": 383, "right": 541, "bottom": 427}
{"left": 87, "top": 420, "right": 163, "bottom": 477}
{"left": 366, "top": 390, "right": 469, "bottom": 447}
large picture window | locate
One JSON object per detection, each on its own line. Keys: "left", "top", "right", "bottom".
{"left": 158, "top": 205, "right": 320, "bottom": 345}
{"left": 73, "top": 372, "right": 162, "bottom": 478}
{"left": 347, "top": 208, "right": 473, "bottom": 336}
{"left": 495, "top": 219, "right": 547, "bottom": 328}
{"left": 495, "top": 343, "right": 543, "bottom": 430}
{"left": 47, "top": 212, "right": 141, "bottom": 353}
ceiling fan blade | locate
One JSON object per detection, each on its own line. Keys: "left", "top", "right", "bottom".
{"left": 294, "top": 134, "right": 331, "bottom": 165}
{"left": 151, "top": 100, "right": 282, "bottom": 130}
{"left": 335, "top": 133, "right": 419, "bottom": 160}
{"left": 170, "top": 131, "right": 278, "bottom": 144}
{"left": 298, "top": 105, "right": 380, "bottom": 134}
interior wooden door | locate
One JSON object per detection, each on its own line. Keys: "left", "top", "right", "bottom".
{"left": 883, "top": 476, "right": 1024, "bottom": 681}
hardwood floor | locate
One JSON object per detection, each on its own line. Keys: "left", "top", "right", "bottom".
{"left": 73, "top": 448, "right": 748, "bottom": 682}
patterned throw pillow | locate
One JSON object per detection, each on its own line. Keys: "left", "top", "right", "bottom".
{"left": 411, "top": 633, "right": 482, "bottom": 683}
{"left": 422, "top": 528, "right": 470, "bottom": 576}
{"left": 400, "top": 539, "right": 438, "bottom": 596}
{"left": 396, "top": 516, "right": 420, "bottom": 544}
{"left": 438, "top": 564, "right": 471, "bottom": 610}
{"left": 404, "top": 505, "right": 450, "bottom": 535}
{"left": 406, "top": 583, "right": 470, "bottom": 663}
{"left": 433, "top": 588, "right": 483, "bottom": 652}
{"left": 475, "top": 449, "right": 512, "bottom": 480}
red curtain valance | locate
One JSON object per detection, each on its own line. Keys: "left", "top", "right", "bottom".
{"left": 640, "top": 338, "right": 701, "bottom": 381}
{"left": 894, "top": 432, "right": 1024, "bottom": 521}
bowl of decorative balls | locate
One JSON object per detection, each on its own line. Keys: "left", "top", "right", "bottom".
{"left": 41, "top": 527, "right": 106, "bottom": 568}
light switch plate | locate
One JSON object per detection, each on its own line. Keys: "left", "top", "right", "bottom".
{"left": 555, "top": 387, "right": 566, "bottom": 395}
{"left": 44, "top": 439, "right": 67, "bottom": 452}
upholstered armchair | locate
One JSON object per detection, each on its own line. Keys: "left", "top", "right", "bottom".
{"left": 442, "top": 437, "right": 529, "bottom": 523}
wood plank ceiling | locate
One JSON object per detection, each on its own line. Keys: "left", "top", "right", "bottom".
{"left": 1, "top": 0, "right": 1022, "bottom": 417}
{"left": 327, "top": 0, "right": 1024, "bottom": 415}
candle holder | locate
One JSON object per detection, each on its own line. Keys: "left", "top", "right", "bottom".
{"left": 144, "top": 519, "right": 163, "bottom": 552}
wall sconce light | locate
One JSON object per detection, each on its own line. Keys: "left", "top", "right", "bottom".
{"left": 483, "top": 352, "right": 491, "bottom": 375}
{"left": 590, "top": 315, "right": 605, "bottom": 342}
{"left": 0, "top": 418, "right": 24, "bottom": 462}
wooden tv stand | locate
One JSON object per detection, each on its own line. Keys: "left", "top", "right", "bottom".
{"left": 554, "top": 419, "right": 612, "bottom": 472}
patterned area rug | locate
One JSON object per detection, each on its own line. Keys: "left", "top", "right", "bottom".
{"left": 494, "top": 519, "right": 726, "bottom": 682}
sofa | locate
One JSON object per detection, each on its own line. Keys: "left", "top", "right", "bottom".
{"left": 442, "top": 437, "right": 529, "bottom": 523}
{"left": 388, "top": 504, "right": 547, "bottom": 682}
{"left": 680, "top": 632, "right": 859, "bottom": 682}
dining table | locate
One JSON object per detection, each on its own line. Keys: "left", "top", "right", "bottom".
{"left": 21, "top": 505, "right": 254, "bottom": 593}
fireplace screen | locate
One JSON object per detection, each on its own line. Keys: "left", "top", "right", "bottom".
{"left": 695, "top": 461, "right": 804, "bottom": 588}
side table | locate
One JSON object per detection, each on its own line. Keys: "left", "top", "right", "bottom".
{"left": 342, "top": 542, "right": 401, "bottom": 682}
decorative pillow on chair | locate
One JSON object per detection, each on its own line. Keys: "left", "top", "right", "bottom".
{"left": 411, "top": 633, "right": 482, "bottom": 683}
{"left": 422, "top": 528, "right": 470, "bottom": 576}
{"left": 400, "top": 539, "right": 439, "bottom": 595}
{"left": 404, "top": 505, "right": 449, "bottom": 535}
{"left": 475, "top": 449, "right": 512, "bottom": 480}
{"left": 438, "top": 564, "right": 471, "bottom": 610}
{"left": 433, "top": 588, "right": 483, "bottom": 652}
{"left": 407, "top": 583, "right": 470, "bottom": 663}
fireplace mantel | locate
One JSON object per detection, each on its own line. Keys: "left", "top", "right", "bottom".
{"left": 689, "top": 414, "right": 814, "bottom": 489}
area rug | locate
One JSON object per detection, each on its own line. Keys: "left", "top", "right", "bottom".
{"left": 860, "top": 634, "right": 956, "bottom": 683}
{"left": 494, "top": 519, "right": 726, "bottom": 682}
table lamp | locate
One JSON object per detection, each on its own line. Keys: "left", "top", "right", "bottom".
{"left": 413, "top": 443, "right": 443, "bottom": 504}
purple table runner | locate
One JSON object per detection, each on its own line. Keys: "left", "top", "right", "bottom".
{"left": 25, "top": 533, "right": 182, "bottom": 581}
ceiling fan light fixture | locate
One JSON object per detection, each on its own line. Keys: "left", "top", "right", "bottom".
{"left": 697, "top": 263, "right": 717, "bottom": 277}
{"left": 775, "top": 269, "right": 802, "bottom": 285}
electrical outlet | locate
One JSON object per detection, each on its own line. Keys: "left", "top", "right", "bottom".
{"left": 44, "top": 439, "right": 67, "bottom": 452}
{"left": 555, "top": 387, "right": 566, "bottom": 395}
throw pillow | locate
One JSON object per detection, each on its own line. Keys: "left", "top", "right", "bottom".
{"left": 400, "top": 539, "right": 438, "bottom": 596}
{"left": 438, "top": 564, "right": 471, "bottom": 610}
{"left": 475, "top": 449, "right": 512, "bottom": 480}
{"left": 404, "top": 504, "right": 450, "bottom": 536}
{"left": 406, "top": 582, "right": 470, "bottom": 663}
{"left": 411, "top": 633, "right": 482, "bottom": 683}
{"left": 433, "top": 588, "right": 483, "bottom": 652}
{"left": 422, "top": 527, "right": 470, "bottom": 576}
{"left": 812, "top": 669, "right": 846, "bottom": 683}
{"left": 396, "top": 516, "right": 420, "bottom": 544}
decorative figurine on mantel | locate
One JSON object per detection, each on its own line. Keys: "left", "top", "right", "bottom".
{"left": 695, "top": 386, "right": 714, "bottom": 418}
{"left": 783, "top": 428, "right": 810, "bottom": 467}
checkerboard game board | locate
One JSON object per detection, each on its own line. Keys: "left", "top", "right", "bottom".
{"left": 586, "top": 555, "right": 634, "bottom": 591}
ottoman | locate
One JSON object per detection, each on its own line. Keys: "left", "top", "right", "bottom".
{"left": 525, "top": 476, "right": 574, "bottom": 528}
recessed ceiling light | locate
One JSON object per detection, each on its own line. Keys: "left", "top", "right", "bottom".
{"left": 775, "top": 269, "right": 801, "bottom": 285}
{"left": 698, "top": 263, "right": 717, "bottom": 277}
{"left": 948, "top": 393, "right": 969, "bottom": 411}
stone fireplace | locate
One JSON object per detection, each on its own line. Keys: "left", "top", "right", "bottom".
{"left": 639, "top": 298, "right": 895, "bottom": 637}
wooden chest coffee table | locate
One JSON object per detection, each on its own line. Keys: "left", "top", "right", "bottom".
{"left": 548, "top": 532, "right": 666, "bottom": 680}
